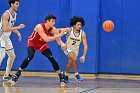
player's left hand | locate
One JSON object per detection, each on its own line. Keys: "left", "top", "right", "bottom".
{"left": 59, "top": 31, "right": 65, "bottom": 37}
{"left": 61, "top": 43, "right": 67, "bottom": 51}
{"left": 80, "top": 56, "right": 85, "bottom": 63}
{"left": 17, "top": 32, "right": 22, "bottom": 41}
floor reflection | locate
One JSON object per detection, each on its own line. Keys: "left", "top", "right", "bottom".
{"left": 3, "top": 81, "right": 20, "bottom": 93}
{"left": 2, "top": 81, "right": 83, "bottom": 93}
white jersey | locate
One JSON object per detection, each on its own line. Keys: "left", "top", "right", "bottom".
{"left": 66, "top": 27, "right": 83, "bottom": 55}
{"left": 0, "top": 10, "right": 17, "bottom": 49}
{"left": 2, "top": 10, "right": 17, "bottom": 36}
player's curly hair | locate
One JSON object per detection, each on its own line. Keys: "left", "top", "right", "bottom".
{"left": 70, "top": 16, "right": 85, "bottom": 27}
{"left": 8, "top": 0, "right": 20, "bottom": 6}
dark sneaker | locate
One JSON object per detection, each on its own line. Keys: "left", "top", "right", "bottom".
{"left": 59, "top": 72, "right": 66, "bottom": 86}
{"left": 60, "top": 78, "right": 66, "bottom": 86}
{"left": 64, "top": 75, "right": 69, "bottom": 83}
{"left": 11, "top": 75, "right": 19, "bottom": 82}
{"left": 3, "top": 74, "right": 12, "bottom": 81}
{"left": 62, "top": 72, "right": 69, "bottom": 83}
{"left": 75, "top": 74, "right": 83, "bottom": 82}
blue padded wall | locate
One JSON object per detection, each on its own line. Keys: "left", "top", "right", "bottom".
{"left": 99, "top": 0, "right": 140, "bottom": 75}
{"left": 98, "top": 0, "right": 123, "bottom": 74}
{"left": 4, "top": 0, "right": 140, "bottom": 75}
{"left": 121, "top": 0, "right": 140, "bottom": 74}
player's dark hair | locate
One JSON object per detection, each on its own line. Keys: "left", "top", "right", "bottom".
{"left": 45, "top": 14, "right": 56, "bottom": 21}
{"left": 70, "top": 16, "right": 85, "bottom": 27}
{"left": 8, "top": 0, "right": 20, "bottom": 7}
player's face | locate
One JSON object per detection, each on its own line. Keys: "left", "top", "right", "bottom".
{"left": 74, "top": 22, "right": 82, "bottom": 31}
{"left": 48, "top": 19, "right": 55, "bottom": 27}
{"left": 12, "top": 1, "right": 20, "bottom": 11}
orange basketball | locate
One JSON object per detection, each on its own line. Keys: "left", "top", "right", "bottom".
{"left": 103, "top": 20, "right": 114, "bottom": 32}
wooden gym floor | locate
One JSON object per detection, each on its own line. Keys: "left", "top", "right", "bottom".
{"left": 1, "top": 71, "right": 140, "bottom": 93}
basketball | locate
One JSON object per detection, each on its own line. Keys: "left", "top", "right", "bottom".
{"left": 103, "top": 20, "right": 114, "bottom": 32}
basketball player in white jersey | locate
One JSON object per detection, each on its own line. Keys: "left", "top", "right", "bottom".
{"left": 61, "top": 16, "right": 88, "bottom": 82}
{"left": 0, "top": 0, "right": 25, "bottom": 80}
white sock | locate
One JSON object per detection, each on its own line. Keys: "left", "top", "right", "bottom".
{"left": 65, "top": 72, "right": 69, "bottom": 76}
{"left": 75, "top": 72, "right": 79, "bottom": 75}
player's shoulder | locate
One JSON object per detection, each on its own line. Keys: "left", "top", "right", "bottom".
{"left": 81, "top": 30, "right": 86, "bottom": 36}
{"left": 34, "top": 24, "right": 43, "bottom": 31}
{"left": 2, "top": 11, "right": 9, "bottom": 18}
{"left": 36, "top": 24, "right": 41, "bottom": 28}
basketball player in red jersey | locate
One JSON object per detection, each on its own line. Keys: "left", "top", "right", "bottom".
{"left": 12, "top": 14, "right": 67, "bottom": 85}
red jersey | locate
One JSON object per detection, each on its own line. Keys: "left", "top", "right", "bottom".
{"left": 28, "top": 23, "right": 52, "bottom": 44}
{"left": 27, "top": 23, "right": 53, "bottom": 52}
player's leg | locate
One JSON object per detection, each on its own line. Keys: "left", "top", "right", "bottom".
{"left": 0, "top": 48, "right": 6, "bottom": 66}
{"left": 2, "top": 37, "right": 14, "bottom": 80}
{"left": 0, "top": 37, "right": 6, "bottom": 66}
{"left": 63, "top": 58, "right": 72, "bottom": 83}
{"left": 67, "top": 52, "right": 83, "bottom": 82}
{"left": 42, "top": 48, "right": 65, "bottom": 84}
{"left": 3, "top": 49, "right": 16, "bottom": 80}
{"left": 12, "top": 46, "right": 35, "bottom": 82}
{"left": 65, "top": 58, "right": 73, "bottom": 74}
{"left": 63, "top": 52, "right": 77, "bottom": 82}
{"left": 68, "top": 52, "right": 78, "bottom": 73}
{"left": 0, "top": 37, "right": 7, "bottom": 79}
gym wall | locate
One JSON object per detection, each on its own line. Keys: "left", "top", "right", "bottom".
{"left": 1, "top": 0, "right": 140, "bottom": 75}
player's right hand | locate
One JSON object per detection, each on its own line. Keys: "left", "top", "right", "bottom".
{"left": 55, "top": 32, "right": 64, "bottom": 39}
{"left": 18, "top": 24, "right": 25, "bottom": 29}
{"left": 54, "top": 34, "right": 61, "bottom": 40}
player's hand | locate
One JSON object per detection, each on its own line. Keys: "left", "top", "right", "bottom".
{"left": 59, "top": 31, "right": 65, "bottom": 37}
{"left": 54, "top": 31, "right": 65, "bottom": 39}
{"left": 64, "top": 27, "right": 70, "bottom": 33}
{"left": 60, "top": 28, "right": 69, "bottom": 34}
{"left": 80, "top": 56, "right": 85, "bottom": 63}
{"left": 54, "top": 34, "right": 61, "bottom": 40}
{"left": 18, "top": 24, "right": 25, "bottom": 29}
{"left": 17, "top": 32, "right": 22, "bottom": 41}
{"left": 61, "top": 43, "right": 67, "bottom": 51}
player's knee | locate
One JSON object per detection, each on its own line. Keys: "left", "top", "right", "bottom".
{"left": 47, "top": 55, "right": 54, "bottom": 61}
{"left": 20, "top": 55, "right": 34, "bottom": 69}
{"left": 1, "top": 53, "right": 5, "bottom": 59}
{"left": 10, "top": 54, "right": 16, "bottom": 60}
{"left": 27, "top": 54, "right": 34, "bottom": 61}
{"left": 8, "top": 56, "right": 16, "bottom": 63}
{"left": 0, "top": 50, "right": 6, "bottom": 59}
{"left": 68, "top": 53, "right": 77, "bottom": 61}
{"left": 71, "top": 57, "right": 77, "bottom": 62}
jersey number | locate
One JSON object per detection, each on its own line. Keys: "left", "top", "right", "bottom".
{"left": 72, "top": 40, "right": 76, "bottom": 45}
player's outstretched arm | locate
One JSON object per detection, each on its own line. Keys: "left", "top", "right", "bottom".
{"left": 52, "top": 28, "right": 67, "bottom": 51}
{"left": 58, "top": 27, "right": 70, "bottom": 34}
{"left": 36, "top": 25, "right": 60, "bottom": 42}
